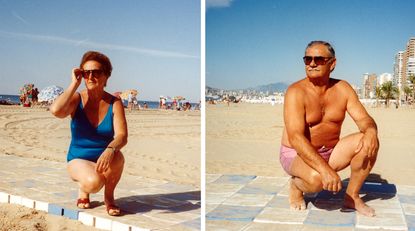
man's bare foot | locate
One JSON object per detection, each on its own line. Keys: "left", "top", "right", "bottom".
{"left": 289, "top": 178, "right": 306, "bottom": 210}
{"left": 344, "top": 194, "right": 375, "bottom": 217}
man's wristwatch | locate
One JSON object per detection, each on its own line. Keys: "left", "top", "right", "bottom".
{"left": 107, "top": 146, "right": 116, "bottom": 154}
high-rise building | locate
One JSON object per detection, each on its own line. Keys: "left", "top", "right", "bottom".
{"left": 403, "top": 37, "right": 415, "bottom": 84}
{"left": 394, "top": 51, "right": 404, "bottom": 87}
{"left": 362, "top": 73, "right": 377, "bottom": 99}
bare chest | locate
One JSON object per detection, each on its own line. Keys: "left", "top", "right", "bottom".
{"left": 304, "top": 92, "right": 346, "bottom": 127}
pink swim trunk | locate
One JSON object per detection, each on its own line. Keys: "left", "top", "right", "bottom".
{"left": 279, "top": 145, "right": 333, "bottom": 174}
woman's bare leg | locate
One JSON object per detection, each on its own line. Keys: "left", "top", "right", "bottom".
{"left": 67, "top": 159, "right": 105, "bottom": 208}
{"left": 103, "top": 151, "right": 125, "bottom": 215}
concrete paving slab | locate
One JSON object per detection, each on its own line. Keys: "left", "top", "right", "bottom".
{"left": 304, "top": 210, "right": 355, "bottom": 227}
{"left": 206, "top": 205, "right": 263, "bottom": 222}
{"left": 254, "top": 207, "right": 308, "bottom": 224}
{"left": 221, "top": 193, "right": 274, "bottom": 207}
{"left": 356, "top": 212, "right": 406, "bottom": 230}
{"left": 0, "top": 154, "right": 200, "bottom": 230}
{"left": 206, "top": 183, "right": 244, "bottom": 194}
{"left": 242, "top": 222, "right": 303, "bottom": 231}
{"left": 206, "top": 174, "right": 411, "bottom": 230}
{"left": 205, "top": 220, "right": 250, "bottom": 231}
{"left": 214, "top": 175, "right": 257, "bottom": 185}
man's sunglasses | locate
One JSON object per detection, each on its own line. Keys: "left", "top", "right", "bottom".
{"left": 82, "top": 69, "right": 105, "bottom": 78}
{"left": 303, "top": 56, "right": 333, "bottom": 66}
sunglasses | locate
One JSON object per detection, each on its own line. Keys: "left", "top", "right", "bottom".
{"left": 82, "top": 69, "right": 105, "bottom": 78}
{"left": 303, "top": 56, "right": 333, "bottom": 65}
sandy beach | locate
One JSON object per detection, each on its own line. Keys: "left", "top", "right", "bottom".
{"left": 0, "top": 105, "right": 200, "bottom": 229}
{"left": 207, "top": 102, "right": 415, "bottom": 186}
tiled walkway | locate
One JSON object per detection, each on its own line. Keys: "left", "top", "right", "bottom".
{"left": 0, "top": 154, "right": 200, "bottom": 230}
{"left": 206, "top": 174, "right": 415, "bottom": 231}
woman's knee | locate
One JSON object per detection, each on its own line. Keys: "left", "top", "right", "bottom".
{"left": 80, "top": 174, "right": 105, "bottom": 193}
{"left": 112, "top": 151, "right": 125, "bottom": 169}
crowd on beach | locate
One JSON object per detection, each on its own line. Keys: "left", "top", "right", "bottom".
{"left": 158, "top": 96, "right": 198, "bottom": 111}
{"left": 19, "top": 84, "right": 39, "bottom": 107}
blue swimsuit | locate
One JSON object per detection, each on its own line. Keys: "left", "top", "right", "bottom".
{"left": 67, "top": 97, "right": 115, "bottom": 162}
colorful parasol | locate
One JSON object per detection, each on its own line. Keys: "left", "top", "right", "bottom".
{"left": 38, "top": 85, "right": 64, "bottom": 103}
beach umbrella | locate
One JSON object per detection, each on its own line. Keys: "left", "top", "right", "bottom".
{"left": 38, "top": 85, "right": 64, "bottom": 103}
{"left": 173, "top": 96, "right": 185, "bottom": 101}
{"left": 120, "top": 89, "right": 138, "bottom": 100}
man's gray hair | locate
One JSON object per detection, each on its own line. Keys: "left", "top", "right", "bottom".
{"left": 305, "top": 41, "right": 335, "bottom": 57}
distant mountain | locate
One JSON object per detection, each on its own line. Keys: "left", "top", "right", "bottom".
{"left": 206, "top": 82, "right": 289, "bottom": 93}
{"left": 248, "top": 82, "right": 289, "bottom": 93}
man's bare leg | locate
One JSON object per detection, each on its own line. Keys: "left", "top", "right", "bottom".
{"left": 343, "top": 151, "right": 376, "bottom": 216}
{"left": 103, "top": 151, "right": 125, "bottom": 215}
{"left": 329, "top": 133, "right": 378, "bottom": 217}
{"left": 289, "top": 157, "right": 324, "bottom": 210}
{"left": 289, "top": 177, "right": 306, "bottom": 210}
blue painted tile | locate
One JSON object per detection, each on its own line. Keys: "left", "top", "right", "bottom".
{"left": 400, "top": 195, "right": 415, "bottom": 204}
{"left": 214, "top": 175, "right": 256, "bottom": 184}
{"left": 63, "top": 208, "right": 79, "bottom": 220}
{"left": 48, "top": 204, "right": 63, "bottom": 216}
{"left": 206, "top": 205, "right": 263, "bottom": 222}
{"left": 407, "top": 215, "right": 415, "bottom": 231}
{"left": 237, "top": 184, "right": 280, "bottom": 195}
{"left": 304, "top": 209, "right": 355, "bottom": 227}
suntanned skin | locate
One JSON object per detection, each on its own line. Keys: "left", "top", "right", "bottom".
{"left": 281, "top": 43, "right": 379, "bottom": 216}
{"left": 51, "top": 60, "right": 128, "bottom": 216}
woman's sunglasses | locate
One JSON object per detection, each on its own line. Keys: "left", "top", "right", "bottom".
{"left": 82, "top": 69, "right": 105, "bottom": 78}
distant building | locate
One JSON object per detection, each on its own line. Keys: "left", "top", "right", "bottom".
{"left": 403, "top": 37, "right": 415, "bottom": 84}
{"left": 378, "top": 73, "right": 393, "bottom": 86}
{"left": 394, "top": 51, "right": 405, "bottom": 96}
{"left": 351, "top": 84, "right": 362, "bottom": 98}
{"left": 362, "top": 73, "right": 377, "bottom": 99}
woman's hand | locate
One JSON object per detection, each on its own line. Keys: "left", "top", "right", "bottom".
{"left": 96, "top": 148, "right": 115, "bottom": 173}
{"left": 72, "top": 68, "right": 83, "bottom": 88}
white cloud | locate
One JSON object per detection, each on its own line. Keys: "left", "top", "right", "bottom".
{"left": 206, "top": 0, "right": 233, "bottom": 9}
{"left": 0, "top": 30, "right": 198, "bottom": 59}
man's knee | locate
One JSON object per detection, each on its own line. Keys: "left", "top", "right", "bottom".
{"left": 307, "top": 171, "right": 323, "bottom": 193}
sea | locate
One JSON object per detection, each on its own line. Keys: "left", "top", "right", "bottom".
{"left": 0, "top": 94, "right": 199, "bottom": 109}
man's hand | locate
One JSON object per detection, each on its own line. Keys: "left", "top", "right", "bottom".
{"left": 96, "top": 148, "right": 115, "bottom": 173}
{"left": 355, "top": 129, "right": 379, "bottom": 158}
{"left": 321, "top": 168, "right": 342, "bottom": 193}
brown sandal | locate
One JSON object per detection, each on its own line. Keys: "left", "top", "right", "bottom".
{"left": 106, "top": 204, "right": 121, "bottom": 216}
{"left": 76, "top": 198, "right": 90, "bottom": 209}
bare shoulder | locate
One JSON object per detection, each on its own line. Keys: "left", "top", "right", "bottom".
{"left": 286, "top": 78, "right": 307, "bottom": 96}
{"left": 330, "top": 78, "right": 354, "bottom": 91}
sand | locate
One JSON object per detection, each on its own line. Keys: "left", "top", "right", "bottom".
{"left": 0, "top": 203, "right": 103, "bottom": 231}
{"left": 0, "top": 105, "right": 200, "bottom": 229}
{"left": 207, "top": 102, "right": 415, "bottom": 186}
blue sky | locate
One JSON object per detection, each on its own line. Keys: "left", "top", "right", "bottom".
{"left": 0, "top": 0, "right": 200, "bottom": 102}
{"left": 206, "top": 0, "right": 415, "bottom": 90}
